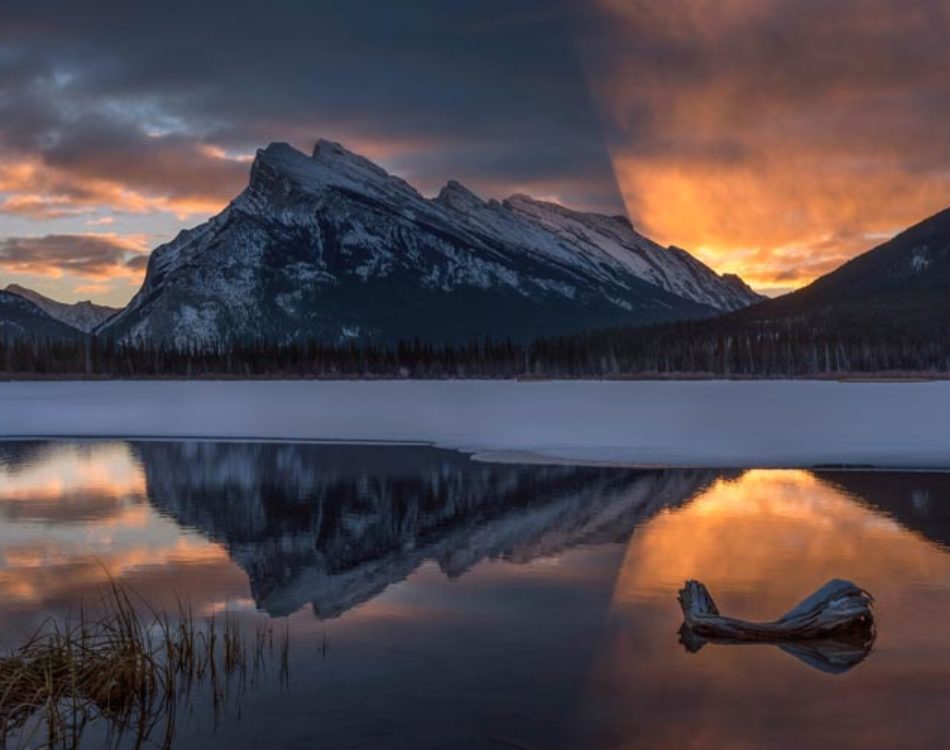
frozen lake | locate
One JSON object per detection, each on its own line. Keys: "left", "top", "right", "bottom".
{"left": 1, "top": 379, "right": 949, "bottom": 468}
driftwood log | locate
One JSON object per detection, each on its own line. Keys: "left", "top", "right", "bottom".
{"left": 677, "top": 579, "right": 875, "bottom": 674}
{"left": 678, "top": 579, "right": 874, "bottom": 640}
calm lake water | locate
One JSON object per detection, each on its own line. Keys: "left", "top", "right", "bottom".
{"left": 1, "top": 440, "right": 949, "bottom": 749}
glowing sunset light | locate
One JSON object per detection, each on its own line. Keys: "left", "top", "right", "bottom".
{"left": 580, "top": 0, "right": 950, "bottom": 292}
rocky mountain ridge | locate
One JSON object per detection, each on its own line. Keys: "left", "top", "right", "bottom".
{"left": 98, "top": 139, "right": 762, "bottom": 348}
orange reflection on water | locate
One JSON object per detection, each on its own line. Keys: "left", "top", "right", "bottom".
{"left": 0, "top": 539, "right": 234, "bottom": 606}
{"left": 0, "top": 442, "right": 245, "bottom": 618}
{"left": 0, "top": 442, "right": 145, "bottom": 504}
{"left": 612, "top": 470, "right": 950, "bottom": 615}
{"left": 586, "top": 469, "right": 950, "bottom": 750}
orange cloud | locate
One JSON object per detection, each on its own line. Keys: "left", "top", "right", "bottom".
{"left": 581, "top": 0, "right": 950, "bottom": 292}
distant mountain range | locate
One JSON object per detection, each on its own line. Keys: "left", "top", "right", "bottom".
{"left": 95, "top": 140, "right": 760, "bottom": 347}
{"left": 0, "top": 289, "right": 84, "bottom": 342}
{"left": 3, "top": 284, "right": 118, "bottom": 333}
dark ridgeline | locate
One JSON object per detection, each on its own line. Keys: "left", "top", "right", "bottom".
{"left": 0, "top": 290, "right": 86, "bottom": 347}
{"left": 2, "top": 284, "right": 120, "bottom": 333}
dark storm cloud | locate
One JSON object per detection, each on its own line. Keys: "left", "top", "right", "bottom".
{"left": 0, "top": 0, "right": 622, "bottom": 215}
{"left": 39, "top": 116, "right": 249, "bottom": 202}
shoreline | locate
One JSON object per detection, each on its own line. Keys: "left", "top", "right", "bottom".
{"left": 2, "top": 433, "right": 949, "bottom": 473}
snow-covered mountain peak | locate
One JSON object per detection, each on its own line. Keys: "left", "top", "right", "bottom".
{"left": 245, "top": 140, "right": 421, "bottom": 208}
{"left": 100, "top": 138, "right": 763, "bottom": 348}
{"left": 312, "top": 138, "right": 389, "bottom": 180}
{"left": 435, "top": 179, "right": 485, "bottom": 211}
{"left": 313, "top": 138, "right": 347, "bottom": 156}
{"left": 246, "top": 142, "right": 320, "bottom": 198}
{"left": 312, "top": 138, "right": 387, "bottom": 177}
{"left": 253, "top": 141, "right": 308, "bottom": 176}
{"left": 503, "top": 193, "right": 549, "bottom": 209}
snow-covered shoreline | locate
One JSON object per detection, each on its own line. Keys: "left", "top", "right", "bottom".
{"left": 1, "top": 380, "right": 949, "bottom": 469}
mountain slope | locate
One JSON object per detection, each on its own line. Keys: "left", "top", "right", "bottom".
{"left": 100, "top": 140, "right": 760, "bottom": 348}
{"left": 547, "top": 207, "right": 950, "bottom": 376}
{"left": 737, "top": 207, "right": 950, "bottom": 332}
{"left": 0, "top": 290, "right": 85, "bottom": 342}
{"left": 499, "top": 193, "right": 759, "bottom": 311}
{"left": 4, "top": 284, "right": 119, "bottom": 333}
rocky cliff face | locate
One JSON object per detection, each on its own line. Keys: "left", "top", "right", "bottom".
{"left": 100, "top": 140, "right": 761, "bottom": 348}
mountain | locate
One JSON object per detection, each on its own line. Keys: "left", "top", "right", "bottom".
{"left": 99, "top": 140, "right": 761, "bottom": 348}
{"left": 547, "top": 206, "right": 950, "bottom": 376}
{"left": 0, "top": 290, "right": 85, "bottom": 342}
{"left": 736, "top": 207, "right": 950, "bottom": 332}
{"left": 3, "top": 284, "right": 119, "bottom": 333}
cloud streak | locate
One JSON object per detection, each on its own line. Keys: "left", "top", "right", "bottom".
{"left": 0, "top": 234, "right": 148, "bottom": 281}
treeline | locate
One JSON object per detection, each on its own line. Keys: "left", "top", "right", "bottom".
{"left": 2, "top": 321, "right": 950, "bottom": 379}
{"left": 0, "top": 338, "right": 526, "bottom": 379}
{"left": 539, "top": 319, "right": 950, "bottom": 377}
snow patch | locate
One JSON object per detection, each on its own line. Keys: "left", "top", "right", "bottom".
{"left": 911, "top": 247, "right": 931, "bottom": 273}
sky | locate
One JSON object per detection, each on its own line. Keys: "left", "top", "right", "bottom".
{"left": 1, "top": 0, "right": 949, "bottom": 305}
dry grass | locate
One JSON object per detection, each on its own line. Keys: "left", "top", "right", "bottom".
{"left": 0, "top": 581, "right": 289, "bottom": 749}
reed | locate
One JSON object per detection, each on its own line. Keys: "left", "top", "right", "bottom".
{"left": 0, "top": 581, "right": 289, "bottom": 749}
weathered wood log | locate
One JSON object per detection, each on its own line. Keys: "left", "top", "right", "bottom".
{"left": 678, "top": 579, "right": 874, "bottom": 641}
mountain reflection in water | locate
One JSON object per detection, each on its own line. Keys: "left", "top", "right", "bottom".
{"left": 0, "top": 440, "right": 949, "bottom": 749}
{"left": 133, "top": 442, "right": 726, "bottom": 617}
